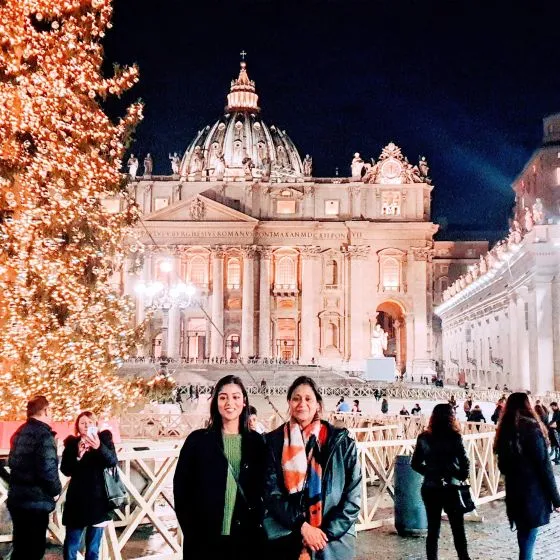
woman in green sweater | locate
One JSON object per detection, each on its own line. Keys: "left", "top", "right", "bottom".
{"left": 173, "top": 375, "right": 267, "bottom": 559}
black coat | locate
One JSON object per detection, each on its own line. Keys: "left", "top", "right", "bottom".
{"left": 495, "top": 417, "right": 560, "bottom": 530}
{"left": 173, "top": 428, "right": 266, "bottom": 558}
{"left": 60, "top": 430, "right": 118, "bottom": 527}
{"left": 411, "top": 430, "right": 470, "bottom": 487}
{"left": 7, "top": 418, "right": 62, "bottom": 512}
{"left": 263, "top": 421, "right": 362, "bottom": 560}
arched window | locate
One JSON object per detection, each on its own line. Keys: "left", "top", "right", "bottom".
{"left": 189, "top": 256, "right": 207, "bottom": 286}
{"left": 326, "top": 260, "right": 338, "bottom": 286}
{"left": 275, "top": 256, "right": 296, "bottom": 288}
{"left": 382, "top": 257, "right": 400, "bottom": 291}
{"left": 227, "top": 258, "right": 241, "bottom": 289}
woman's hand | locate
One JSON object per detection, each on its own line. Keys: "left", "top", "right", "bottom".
{"left": 83, "top": 432, "right": 100, "bottom": 450}
{"left": 301, "top": 522, "right": 328, "bottom": 552}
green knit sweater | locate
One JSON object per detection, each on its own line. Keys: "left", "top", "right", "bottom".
{"left": 221, "top": 433, "right": 242, "bottom": 535}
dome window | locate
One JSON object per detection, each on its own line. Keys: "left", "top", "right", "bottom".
{"left": 235, "top": 121, "right": 243, "bottom": 130}
{"left": 218, "top": 123, "right": 226, "bottom": 130}
{"left": 253, "top": 122, "right": 261, "bottom": 129}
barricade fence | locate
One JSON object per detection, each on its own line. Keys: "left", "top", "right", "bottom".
{"left": 0, "top": 429, "right": 503, "bottom": 559}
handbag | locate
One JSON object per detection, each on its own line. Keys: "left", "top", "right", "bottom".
{"left": 103, "top": 467, "right": 128, "bottom": 509}
{"left": 444, "top": 480, "right": 475, "bottom": 514}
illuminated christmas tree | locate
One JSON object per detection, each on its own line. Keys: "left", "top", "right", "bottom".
{"left": 0, "top": 0, "right": 144, "bottom": 419}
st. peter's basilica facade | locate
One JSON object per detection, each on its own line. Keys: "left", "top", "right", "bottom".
{"left": 116, "top": 61, "right": 487, "bottom": 375}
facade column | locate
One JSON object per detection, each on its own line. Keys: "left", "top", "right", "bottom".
{"left": 394, "top": 319, "right": 402, "bottom": 372}
{"left": 515, "top": 287, "right": 531, "bottom": 391}
{"left": 410, "top": 247, "right": 434, "bottom": 375}
{"left": 258, "top": 247, "right": 273, "bottom": 358}
{"left": 347, "top": 246, "right": 371, "bottom": 363}
{"left": 241, "top": 247, "right": 256, "bottom": 359}
{"left": 210, "top": 247, "right": 225, "bottom": 358}
{"left": 535, "top": 279, "right": 554, "bottom": 394}
{"left": 165, "top": 254, "right": 182, "bottom": 359}
{"left": 350, "top": 186, "right": 361, "bottom": 218}
{"left": 300, "top": 246, "right": 321, "bottom": 364}
{"left": 405, "top": 312, "right": 414, "bottom": 375}
{"left": 303, "top": 186, "right": 315, "bottom": 217}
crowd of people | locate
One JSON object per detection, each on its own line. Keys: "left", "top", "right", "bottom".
{"left": 3, "top": 386, "right": 560, "bottom": 560}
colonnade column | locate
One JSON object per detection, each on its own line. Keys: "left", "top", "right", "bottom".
{"left": 258, "top": 247, "right": 273, "bottom": 358}
{"left": 241, "top": 247, "right": 256, "bottom": 359}
{"left": 300, "top": 246, "right": 321, "bottom": 364}
{"left": 405, "top": 312, "right": 414, "bottom": 375}
{"left": 508, "top": 294, "right": 519, "bottom": 389}
{"left": 535, "top": 278, "right": 554, "bottom": 394}
{"left": 348, "top": 246, "right": 371, "bottom": 362}
{"left": 210, "top": 247, "right": 225, "bottom": 358}
{"left": 515, "top": 287, "right": 531, "bottom": 391}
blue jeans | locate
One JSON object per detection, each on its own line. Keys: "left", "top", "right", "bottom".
{"left": 517, "top": 527, "right": 538, "bottom": 560}
{"left": 63, "top": 526, "right": 104, "bottom": 560}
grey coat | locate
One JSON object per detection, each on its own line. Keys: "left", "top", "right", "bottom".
{"left": 264, "top": 421, "right": 361, "bottom": 560}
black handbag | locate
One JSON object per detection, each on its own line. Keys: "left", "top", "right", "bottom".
{"left": 103, "top": 466, "right": 128, "bottom": 509}
{"left": 445, "top": 481, "right": 475, "bottom": 514}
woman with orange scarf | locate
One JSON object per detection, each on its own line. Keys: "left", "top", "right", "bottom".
{"left": 264, "top": 376, "right": 361, "bottom": 559}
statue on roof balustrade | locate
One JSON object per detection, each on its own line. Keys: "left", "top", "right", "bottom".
{"left": 143, "top": 153, "right": 153, "bottom": 176}
{"left": 303, "top": 154, "right": 313, "bottom": 177}
{"left": 479, "top": 254, "right": 487, "bottom": 274}
{"left": 524, "top": 206, "right": 534, "bottom": 232}
{"left": 127, "top": 154, "right": 139, "bottom": 179}
{"left": 351, "top": 152, "right": 364, "bottom": 178}
{"left": 169, "top": 152, "right": 181, "bottom": 175}
{"left": 532, "top": 198, "right": 545, "bottom": 225}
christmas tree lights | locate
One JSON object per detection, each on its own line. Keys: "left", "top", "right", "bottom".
{"left": 0, "top": 0, "right": 144, "bottom": 419}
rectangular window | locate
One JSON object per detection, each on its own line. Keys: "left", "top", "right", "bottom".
{"left": 324, "top": 200, "right": 339, "bottom": 215}
{"left": 555, "top": 167, "right": 560, "bottom": 185}
{"left": 276, "top": 200, "right": 296, "bottom": 214}
{"left": 154, "top": 197, "right": 169, "bottom": 211}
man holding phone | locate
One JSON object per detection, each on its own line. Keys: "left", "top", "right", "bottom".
{"left": 7, "top": 395, "right": 62, "bottom": 560}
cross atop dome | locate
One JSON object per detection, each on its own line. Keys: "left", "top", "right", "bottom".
{"left": 226, "top": 58, "right": 260, "bottom": 113}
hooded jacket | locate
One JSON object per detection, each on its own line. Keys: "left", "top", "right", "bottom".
{"left": 264, "top": 421, "right": 361, "bottom": 560}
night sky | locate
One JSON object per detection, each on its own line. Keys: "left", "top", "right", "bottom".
{"left": 103, "top": 0, "right": 560, "bottom": 239}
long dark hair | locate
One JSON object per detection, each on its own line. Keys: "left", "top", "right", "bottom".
{"left": 494, "top": 392, "right": 549, "bottom": 452}
{"left": 426, "top": 403, "right": 461, "bottom": 437}
{"left": 208, "top": 375, "right": 250, "bottom": 433}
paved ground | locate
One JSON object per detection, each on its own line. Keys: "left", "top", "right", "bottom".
{"left": 2, "top": 468, "right": 558, "bottom": 559}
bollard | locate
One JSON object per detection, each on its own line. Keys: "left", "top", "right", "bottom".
{"left": 394, "top": 454, "right": 427, "bottom": 536}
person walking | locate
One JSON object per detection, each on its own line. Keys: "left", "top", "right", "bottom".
{"left": 173, "top": 375, "right": 266, "bottom": 559}
{"left": 494, "top": 392, "right": 560, "bottom": 560}
{"left": 463, "top": 397, "right": 472, "bottom": 421}
{"left": 467, "top": 405, "right": 486, "bottom": 424}
{"left": 381, "top": 398, "right": 389, "bottom": 414}
{"left": 7, "top": 396, "right": 62, "bottom": 560}
{"left": 550, "top": 402, "right": 560, "bottom": 465}
{"left": 61, "top": 411, "right": 118, "bottom": 560}
{"left": 263, "top": 376, "right": 361, "bottom": 559}
{"left": 491, "top": 397, "right": 506, "bottom": 425}
{"left": 351, "top": 400, "right": 361, "bottom": 413}
{"left": 411, "top": 403, "right": 472, "bottom": 560}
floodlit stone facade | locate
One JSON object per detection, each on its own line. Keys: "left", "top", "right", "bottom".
{"left": 116, "top": 62, "right": 487, "bottom": 374}
{"left": 436, "top": 114, "right": 560, "bottom": 393}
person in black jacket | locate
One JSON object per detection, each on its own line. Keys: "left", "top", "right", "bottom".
{"left": 263, "top": 376, "right": 361, "bottom": 560}
{"left": 494, "top": 392, "right": 560, "bottom": 560}
{"left": 549, "top": 402, "right": 560, "bottom": 464}
{"left": 7, "top": 395, "right": 62, "bottom": 560}
{"left": 173, "top": 375, "right": 266, "bottom": 559}
{"left": 411, "top": 403, "right": 471, "bottom": 560}
{"left": 61, "top": 411, "right": 118, "bottom": 560}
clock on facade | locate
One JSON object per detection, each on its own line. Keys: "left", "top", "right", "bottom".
{"left": 380, "top": 159, "right": 402, "bottom": 180}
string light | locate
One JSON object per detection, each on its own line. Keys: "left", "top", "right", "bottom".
{"left": 0, "top": 0, "right": 144, "bottom": 420}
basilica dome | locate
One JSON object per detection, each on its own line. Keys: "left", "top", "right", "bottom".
{"left": 179, "top": 62, "right": 305, "bottom": 182}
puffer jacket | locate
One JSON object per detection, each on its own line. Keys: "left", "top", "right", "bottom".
{"left": 264, "top": 421, "right": 361, "bottom": 560}
{"left": 495, "top": 416, "right": 560, "bottom": 529}
{"left": 7, "top": 418, "right": 62, "bottom": 512}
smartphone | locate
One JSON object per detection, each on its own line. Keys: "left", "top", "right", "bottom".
{"left": 87, "top": 426, "right": 98, "bottom": 438}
